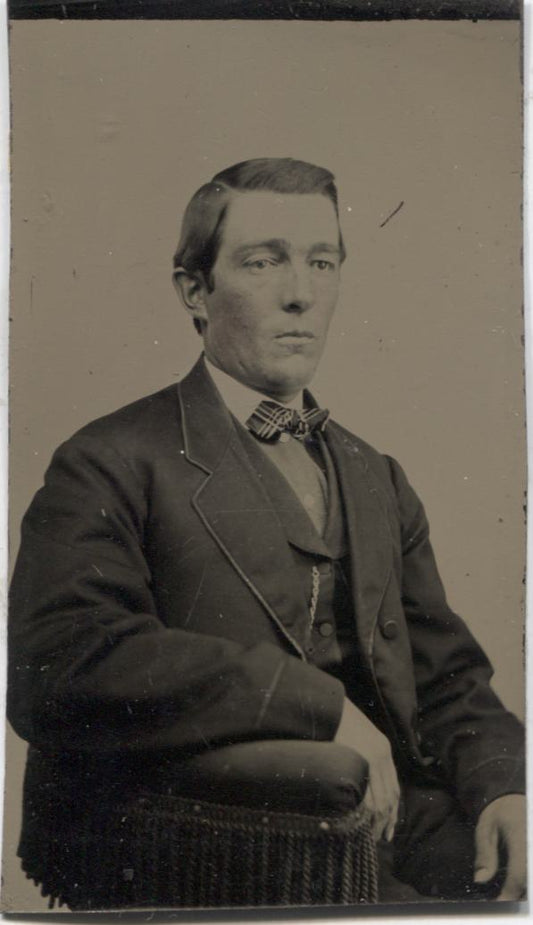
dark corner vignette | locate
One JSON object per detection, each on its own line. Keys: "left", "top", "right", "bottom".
{"left": 7, "top": 0, "right": 521, "bottom": 21}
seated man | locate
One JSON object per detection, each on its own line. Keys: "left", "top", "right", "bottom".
{"left": 8, "top": 157, "right": 526, "bottom": 907}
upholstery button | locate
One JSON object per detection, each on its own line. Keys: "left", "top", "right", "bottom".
{"left": 381, "top": 619, "right": 398, "bottom": 640}
{"left": 318, "top": 621, "right": 335, "bottom": 638}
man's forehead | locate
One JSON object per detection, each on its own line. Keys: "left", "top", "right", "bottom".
{"left": 220, "top": 189, "right": 340, "bottom": 250}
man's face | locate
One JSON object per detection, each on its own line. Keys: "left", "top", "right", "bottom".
{"left": 194, "top": 191, "right": 342, "bottom": 401}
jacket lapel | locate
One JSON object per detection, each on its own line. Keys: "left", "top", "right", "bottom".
{"left": 178, "top": 358, "right": 310, "bottom": 658}
{"left": 324, "top": 423, "right": 393, "bottom": 660}
{"left": 235, "top": 426, "right": 331, "bottom": 558}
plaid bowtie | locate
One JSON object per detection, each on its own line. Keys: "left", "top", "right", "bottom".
{"left": 246, "top": 400, "right": 330, "bottom": 443}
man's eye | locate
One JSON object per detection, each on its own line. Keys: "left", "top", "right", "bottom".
{"left": 244, "top": 258, "right": 277, "bottom": 270}
{"left": 312, "top": 259, "right": 335, "bottom": 271}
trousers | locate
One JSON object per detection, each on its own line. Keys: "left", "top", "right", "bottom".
{"left": 379, "top": 779, "right": 505, "bottom": 903}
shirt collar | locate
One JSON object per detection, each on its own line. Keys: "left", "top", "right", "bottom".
{"left": 204, "top": 355, "right": 304, "bottom": 427}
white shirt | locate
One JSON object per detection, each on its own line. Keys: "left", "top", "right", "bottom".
{"left": 204, "top": 356, "right": 304, "bottom": 425}
{"left": 204, "top": 356, "right": 328, "bottom": 536}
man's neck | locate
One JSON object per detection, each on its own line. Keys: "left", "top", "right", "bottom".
{"left": 203, "top": 356, "right": 304, "bottom": 427}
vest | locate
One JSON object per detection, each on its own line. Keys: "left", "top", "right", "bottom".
{"left": 235, "top": 426, "right": 359, "bottom": 686}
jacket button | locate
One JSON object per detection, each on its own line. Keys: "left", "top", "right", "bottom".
{"left": 318, "top": 621, "right": 335, "bottom": 638}
{"left": 381, "top": 620, "right": 398, "bottom": 640}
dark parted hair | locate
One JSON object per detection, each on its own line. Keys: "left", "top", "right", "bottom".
{"left": 173, "top": 157, "right": 346, "bottom": 293}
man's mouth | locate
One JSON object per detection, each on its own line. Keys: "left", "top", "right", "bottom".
{"left": 276, "top": 331, "right": 315, "bottom": 340}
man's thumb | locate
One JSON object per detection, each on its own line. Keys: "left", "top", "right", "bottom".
{"left": 473, "top": 817, "right": 498, "bottom": 884}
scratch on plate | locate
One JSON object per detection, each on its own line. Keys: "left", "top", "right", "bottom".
{"left": 380, "top": 201, "right": 405, "bottom": 228}
{"left": 191, "top": 723, "right": 210, "bottom": 748}
{"left": 255, "top": 661, "right": 285, "bottom": 729}
{"left": 184, "top": 565, "right": 206, "bottom": 625}
{"left": 92, "top": 563, "right": 103, "bottom": 577}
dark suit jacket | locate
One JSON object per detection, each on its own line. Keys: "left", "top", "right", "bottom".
{"left": 8, "top": 357, "right": 524, "bottom": 831}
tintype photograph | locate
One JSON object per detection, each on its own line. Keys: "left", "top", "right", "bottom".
{"left": 1, "top": 3, "right": 526, "bottom": 913}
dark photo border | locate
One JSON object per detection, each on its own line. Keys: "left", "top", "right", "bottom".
{"left": 8, "top": 0, "right": 520, "bottom": 21}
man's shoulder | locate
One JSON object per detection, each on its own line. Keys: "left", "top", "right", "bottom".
{"left": 327, "top": 417, "right": 396, "bottom": 482}
{"left": 326, "top": 417, "right": 421, "bottom": 514}
{"left": 59, "top": 382, "right": 184, "bottom": 461}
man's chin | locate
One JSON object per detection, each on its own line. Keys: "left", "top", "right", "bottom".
{"left": 259, "top": 358, "right": 318, "bottom": 400}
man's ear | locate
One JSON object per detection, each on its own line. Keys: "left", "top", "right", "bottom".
{"left": 173, "top": 267, "right": 209, "bottom": 328}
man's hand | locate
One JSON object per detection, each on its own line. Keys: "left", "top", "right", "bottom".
{"left": 334, "top": 696, "right": 399, "bottom": 842}
{"left": 473, "top": 794, "right": 526, "bottom": 900}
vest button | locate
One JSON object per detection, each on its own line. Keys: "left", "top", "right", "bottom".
{"left": 318, "top": 621, "right": 335, "bottom": 638}
{"left": 381, "top": 619, "right": 398, "bottom": 640}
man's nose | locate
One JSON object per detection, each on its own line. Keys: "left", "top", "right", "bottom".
{"left": 281, "top": 264, "right": 313, "bottom": 313}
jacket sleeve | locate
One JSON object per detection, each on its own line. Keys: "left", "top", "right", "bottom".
{"left": 8, "top": 433, "right": 344, "bottom": 755}
{"left": 386, "top": 455, "right": 525, "bottom": 820}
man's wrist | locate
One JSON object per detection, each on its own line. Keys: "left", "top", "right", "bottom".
{"left": 459, "top": 756, "right": 526, "bottom": 821}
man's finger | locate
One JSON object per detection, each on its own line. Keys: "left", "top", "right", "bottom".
{"left": 385, "top": 788, "right": 400, "bottom": 843}
{"left": 371, "top": 767, "right": 397, "bottom": 842}
{"left": 383, "top": 790, "right": 398, "bottom": 842}
{"left": 364, "top": 779, "right": 387, "bottom": 841}
{"left": 473, "top": 816, "right": 498, "bottom": 884}
{"left": 379, "top": 763, "right": 399, "bottom": 840}
{"left": 362, "top": 788, "right": 383, "bottom": 842}
{"left": 498, "top": 880, "right": 525, "bottom": 901}
{"left": 369, "top": 796, "right": 387, "bottom": 841}
{"left": 362, "top": 787, "right": 377, "bottom": 827}
{"left": 497, "top": 851, "right": 526, "bottom": 901}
